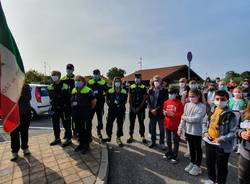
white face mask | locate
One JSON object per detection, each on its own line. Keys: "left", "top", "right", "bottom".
{"left": 218, "top": 85, "right": 226, "bottom": 91}
{"left": 233, "top": 92, "right": 242, "bottom": 99}
{"left": 51, "top": 75, "right": 59, "bottom": 82}
{"left": 190, "top": 84, "right": 198, "bottom": 90}
{"left": 135, "top": 78, "right": 141, "bottom": 84}
{"left": 179, "top": 83, "right": 185, "bottom": 88}
{"left": 154, "top": 81, "right": 160, "bottom": 88}
{"left": 214, "top": 100, "right": 228, "bottom": 109}
{"left": 114, "top": 82, "right": 121, "bottom": 88}
{"left": 242, "top": 84, "right": 249, "bottom": 89}
{"left": 169, "top": 94, "right": 176, "bottom": 99}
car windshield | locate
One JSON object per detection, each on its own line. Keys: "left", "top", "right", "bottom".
{"left": 39, "top": 87, "right": 49, "bottom": 97}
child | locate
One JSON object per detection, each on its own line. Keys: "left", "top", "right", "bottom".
{"left": 163, "top": 88, "right": 184, "bottom": 163}
{"left": 203, "top": 90, "right": 237, "bottom": 184}
{"left": 229, "top": 87, "right": 247, "bottom": 152}
{"left": 178, "top": 89, "right": 207, "bottom": 176}
{"left": 237, "top": 101, "right": 250, "bottom": 184}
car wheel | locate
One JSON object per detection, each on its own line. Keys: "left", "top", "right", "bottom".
{"left": 31, "top": 109, "right": 37, "bottom": 120}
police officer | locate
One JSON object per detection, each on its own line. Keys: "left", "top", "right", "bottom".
{"left": 88, "top": 69, "right": 108, "bottom": 139}
{"left": 61, "top": 64, "right": 75, "bottom": 91}
{"left": 48, "top": 71, "right": 72, "bottom": 147}
{"left": 71, "top": 75, "right": 96, "bottom": 154}
{"left": 127, "top": 73, "right": 148, "bottom": 144}
{"left": 103, "top": 77, "right": 128, "bottom": 147}
{"left": 61, "top": 64, "right": 76, "bottom": 137}
{"left": 10, "top": 83, "right": 31, "bottom": 161}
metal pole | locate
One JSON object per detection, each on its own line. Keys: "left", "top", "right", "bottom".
{"left": 188, "top": 61, "right": 191, "bottom": 80}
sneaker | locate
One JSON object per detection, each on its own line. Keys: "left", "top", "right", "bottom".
{"left": 170, "top": 158, "right": 178, "bottom": 164}
{"left": 127, "top": 136, "right": 134, "bottom": 144}
{"left": 148, "top": 142, "right": 156, "bottom": 148}
{"left": 141, "top": 137, "right": 147, "bottom": 144}
{"left": 50, "top": 139, "right": 61, "bottom": 146}
{"left": 163, "top": 152, "right": 172, "bottom": 160}
{"left": 117, "top": 137, "right": 123, "bottom": 147}
{"left": 160, "top": 144, "right": 166, "bottom": 151}
{"left": 23, "top": 148, "right": 31, "bottom": 156}
{"left": 184, "top": 163, "right": 194, "bottom": 172}
{"left": 103, "top": 137, "right": 111, "bottom": 143}
{"left": 189, "top": 165, "right": 202, "bottom": 176}
{"left": 10, "top": 153, "right": 18, "bottom": 161}
{"left": 203, "top": 179, "right": 215, "bottom": 184}
{"left": 61, "top": 139, "right": 72, "bottom": 147}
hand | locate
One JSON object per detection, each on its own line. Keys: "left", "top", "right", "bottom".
{"left": 131, "top": 107, "right": 136, "bottom": 113}
{"left": 163, "top": 110, "right": 167, "bottom": 116}
{"left": 241, "top": 131, "right": 250, "bottom": 141}
{"left": 177, "top": 129, "right": 182, "bottom": 136}
{"left": 135, "top": 107, "right": 140, "bottom": 113}
{"left": 151, "top": 109, "right": 157, "bottom": 116}
{"left": 167, "top": 112, "right": 174, "bottom": 117}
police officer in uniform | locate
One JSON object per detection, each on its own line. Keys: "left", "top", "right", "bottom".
{"left": 48, "top": 71, "right": 72, "bottom": 147}
{"left": 61, "top": 64, "right": 76, "bottom": 137}
{"left": 88, "top": 69, "right": 108, "bottom": 139}
{"left": 127, "top": 73, "right": 148, "bottom": 144}
{"left": 71, "top": 75, "right": 96, "bottom": 154}
{"left": 103, "top": 77, "right": 128, "bottom": 147}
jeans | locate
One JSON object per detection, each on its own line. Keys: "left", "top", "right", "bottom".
{"left": 186, "top": 133, "right": 202, "bottom": 166}
{"left": 10, "top": 114, "right": 30, "bottom": 153}
{"left": 166, "top": 129, "right": 180, "bottom": 158}
{"left": 149, "top": 117, "right": 165, "bottom": 144}
{"left": 205, "top": 142, "right": 230, "bottom": 184}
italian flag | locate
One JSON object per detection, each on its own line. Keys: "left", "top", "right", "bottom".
{"left": 0, "top": 2, "right": 25, "bottom": 133}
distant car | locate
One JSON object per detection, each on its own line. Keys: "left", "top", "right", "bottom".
{"left": 29, "top": 84, "right": 51, "bottom": 119}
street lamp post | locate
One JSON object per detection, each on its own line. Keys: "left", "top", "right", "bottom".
{"left": 187, "top": 52, "right": 192, "bottom": 80}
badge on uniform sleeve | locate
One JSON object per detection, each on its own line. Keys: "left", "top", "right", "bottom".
{"left": 72, "top": 101, "right": 78, "bottom": 106}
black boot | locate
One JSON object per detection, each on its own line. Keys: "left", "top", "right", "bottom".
{"left": 50, "top": 139, "right": 61, "bottom": 146}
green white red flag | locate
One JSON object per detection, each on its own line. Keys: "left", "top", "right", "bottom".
{"left": 0, "top": 1, "right": 25, "bottom": 133}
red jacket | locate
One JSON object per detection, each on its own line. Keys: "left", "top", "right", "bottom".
{"left": 163, "top": 99, "right": 184, "bottom": 132}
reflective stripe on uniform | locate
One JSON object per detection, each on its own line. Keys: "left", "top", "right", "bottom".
{"left": 88, "top": 79, "right": 106, "bottom": 86}
{"left": 130, "top": 84, "right": 145, "bottom": 89}
{"left": 72, "top": 86, "right": 92, "bottom": 94}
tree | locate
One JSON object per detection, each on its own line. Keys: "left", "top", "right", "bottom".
{"left": 25, "top": 70, "right": 48, "bottom": 84}
{"left": 241, "top": 71, "right": 250, "bottom": 81}
{"left": 106, "top": 67, "right": 126, "bottom": 81}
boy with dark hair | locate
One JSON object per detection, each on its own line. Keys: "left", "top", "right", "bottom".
{"left": 203, "top": 90, "right": 237, "bottom": 184}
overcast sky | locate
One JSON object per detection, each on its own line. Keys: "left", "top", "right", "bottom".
{"left": 2, "top": 0, "right": 250, "bottom": 78}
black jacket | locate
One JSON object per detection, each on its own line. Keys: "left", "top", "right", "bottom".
{"left": 148, "top": 88, "right": 168, "bottom": 119}
{"left": 19, "top": 84, "right": 31, "bottom": 116}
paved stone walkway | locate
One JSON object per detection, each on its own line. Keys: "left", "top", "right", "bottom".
{"left": 0, "top": 133, "right": 101, "bottom": 184}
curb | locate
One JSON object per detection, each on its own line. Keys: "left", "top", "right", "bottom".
{"left": 95, "top": 143, "right": 109, "bottom": 184}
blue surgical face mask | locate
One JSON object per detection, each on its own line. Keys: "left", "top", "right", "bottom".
{"left": 66, "top": 69, "right": 73, "bottom": 75}
{"left": 93, "top": 74, "right": 100, "bottom": 80}
{"left": 75, "top": 81, "right": 84, "bottom": 89}
{"left": 114, "top": 82, "right": 121, "bottom": 88}
{"left": 135, "top": 78, "right": 141, "bottom": 84}
{"left": 169, "top": 94, "right": 176, "bottom": 99}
